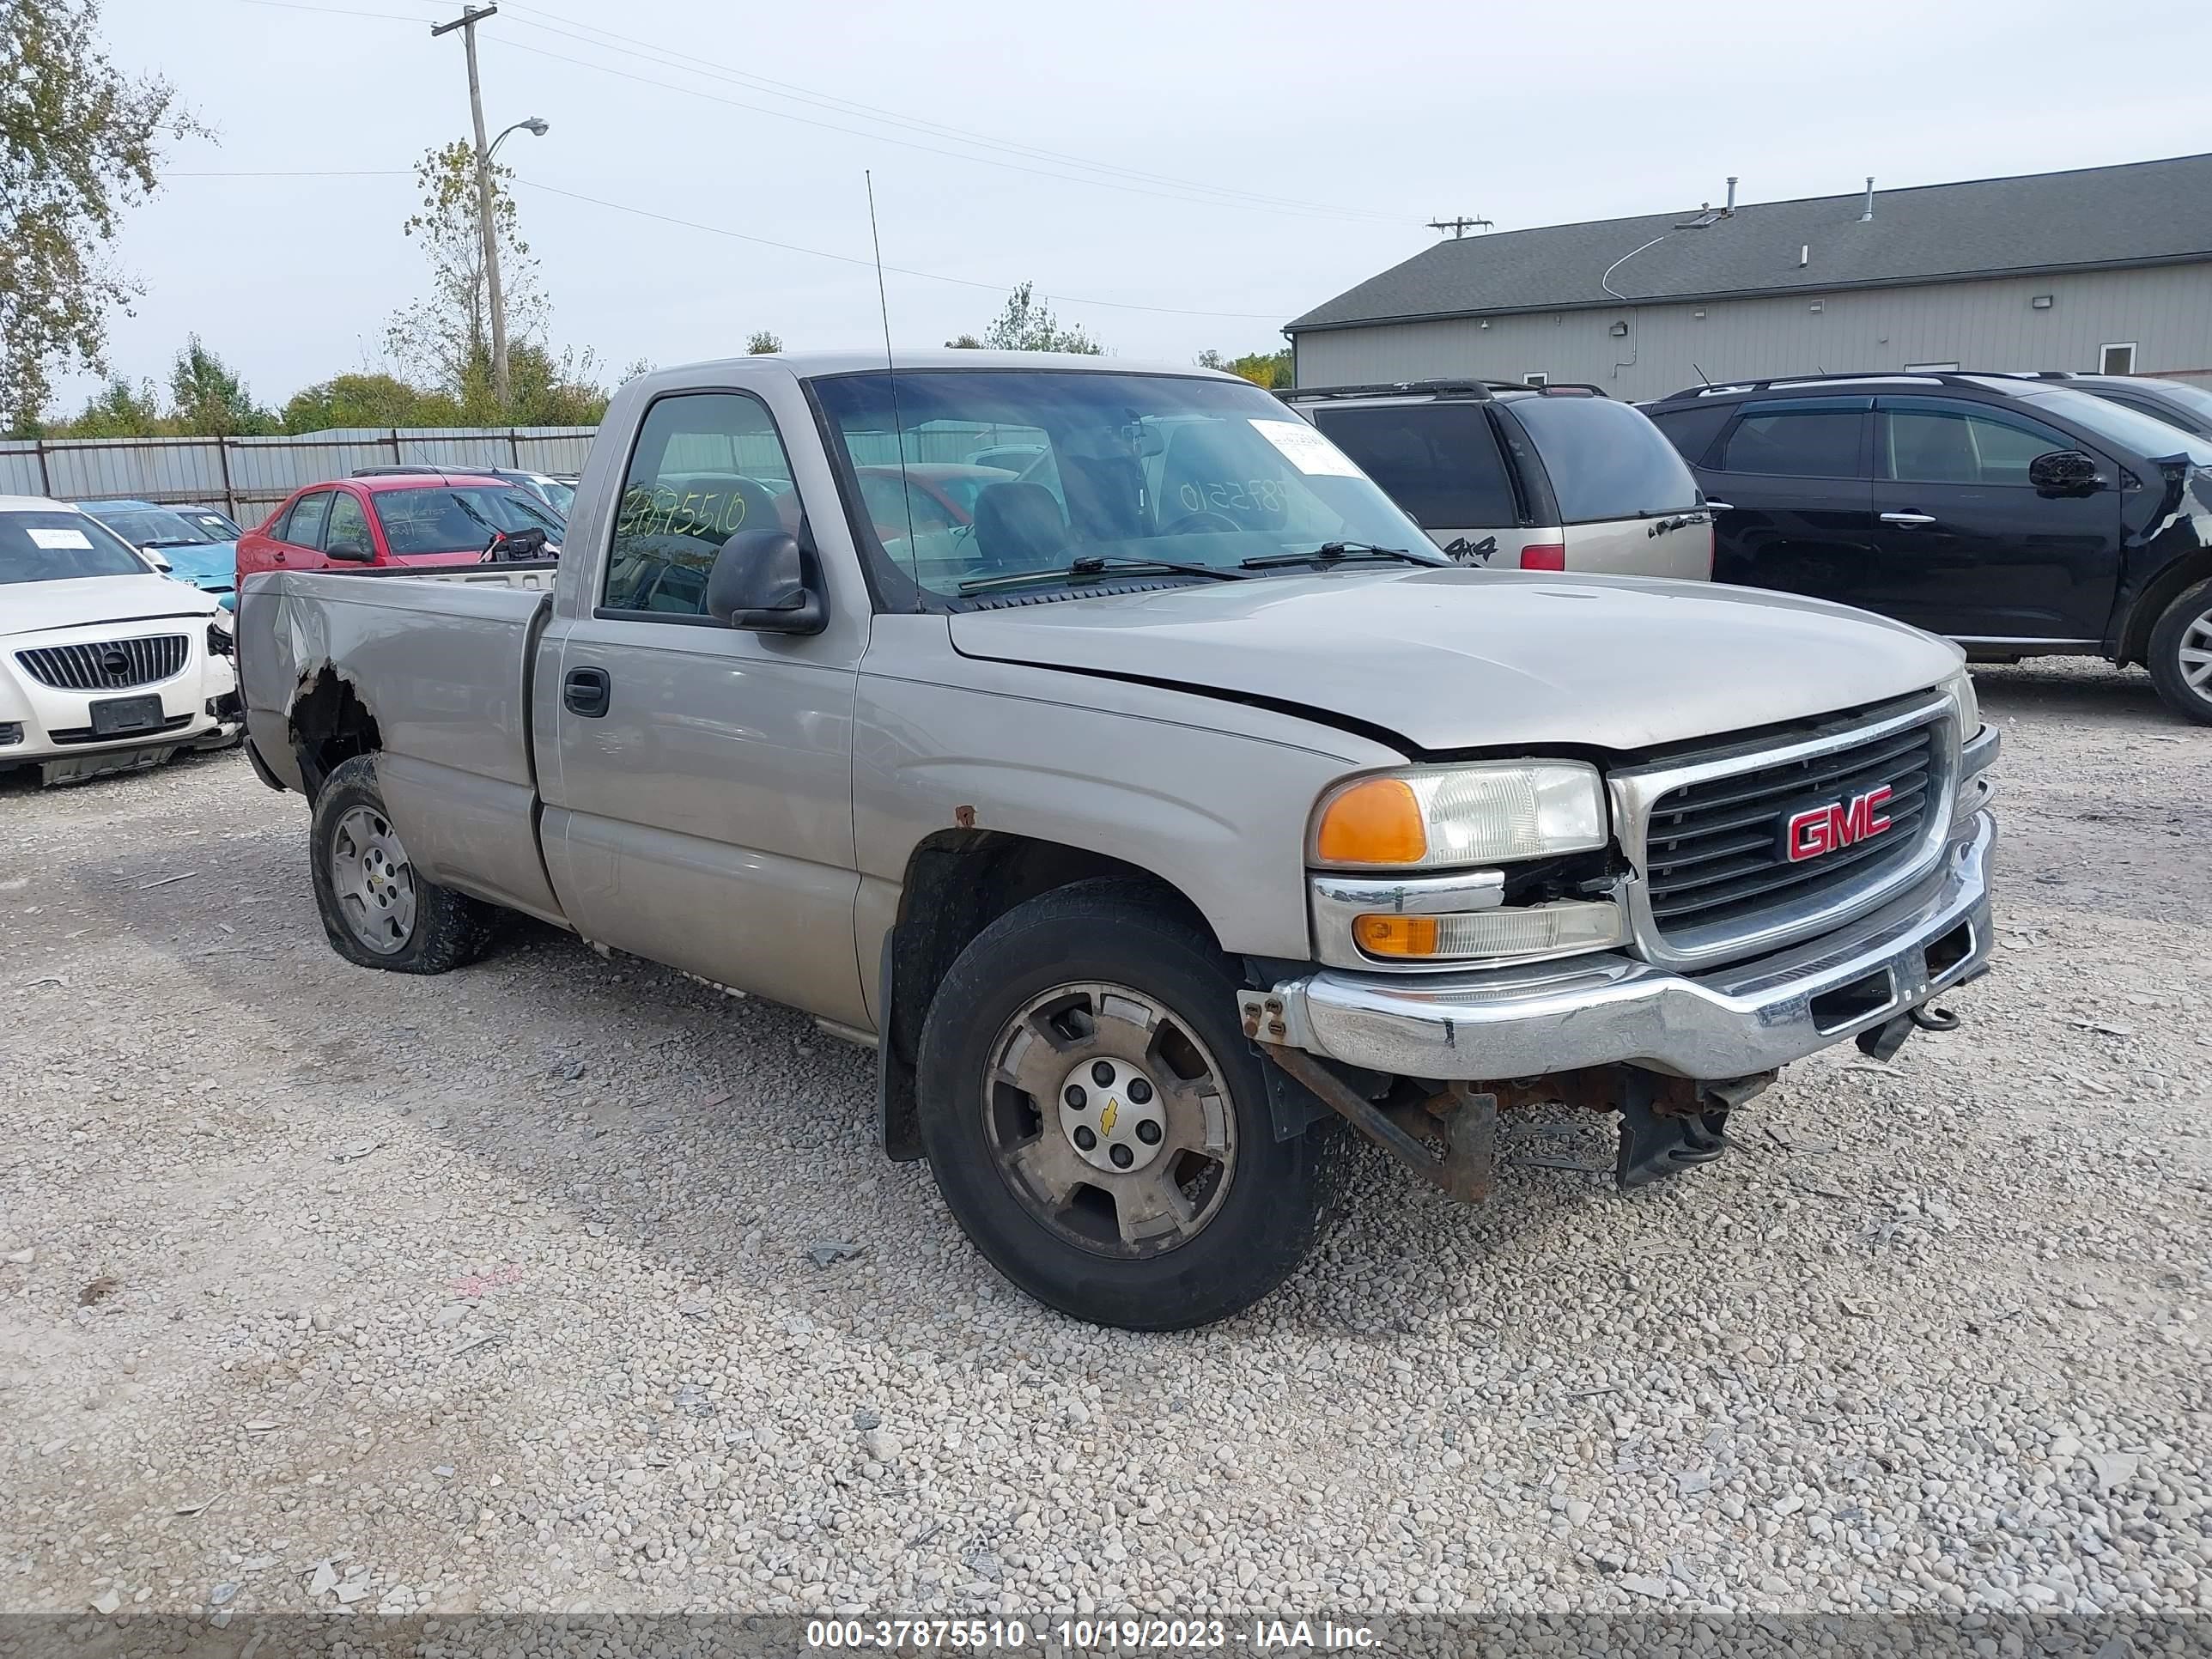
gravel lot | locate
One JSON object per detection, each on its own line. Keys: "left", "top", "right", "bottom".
{"left": 2, "top": 659, "right": 2207, "bottom": 1624}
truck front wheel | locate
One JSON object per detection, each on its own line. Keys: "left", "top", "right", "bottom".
{"left": 2147, "top": 577, "right": 2212, "bottom": 725}
{"left": 915, "top": 879, "right": 1340, "bottom": 1330}
{"left": 308, "top": 754, "right": 496, "bottom": 974}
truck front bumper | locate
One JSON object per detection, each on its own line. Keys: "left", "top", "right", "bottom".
{"left": 1245, "top": 811, "right": 1995, "bottom": 1083}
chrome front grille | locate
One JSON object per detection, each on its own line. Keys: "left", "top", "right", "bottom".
{"left": 1645, "top": 725, "right": 1936, "bottom": 934}
{"left": 15, "top": 635, "right": 189, "bottom": 691}
{"left": 1614, "top": 696, "right": 1957, "bottom": 969}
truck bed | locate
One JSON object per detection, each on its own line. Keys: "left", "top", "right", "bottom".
{"left": 237, "top": 568, "right": 565, "bottom": 921}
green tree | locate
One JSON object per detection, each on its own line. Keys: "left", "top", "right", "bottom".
{"left": 1, "top": 0, "right": 206, "bottom": 434}
{"left": 167, "top": 334, "right": 274, "bottom": 434}
{"left": 977, "top": 283, "right": 1103, "bottom": 355}
{"left": 944, "top": 332, "right": 983, "bottom": 349}
{"left": 745, "top": 331, "right": 781, "bottom": 356}
{"left": 1198, "top": 346, "right": 1292, "bottom": 389}
{"left": 62, "top": 374, "right": 162, "bottom": 436}
{"left": 280, "top": 372, "right": 458, "bottom": 434}
{"left": 456, "top": 342, "right": 610, "bottom": 427}
{"left": 384, "top": 139, "right": 544, "bottom": 398}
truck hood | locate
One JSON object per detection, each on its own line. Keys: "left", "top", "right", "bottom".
{"left": 3, "top": 574, "right": 221, "bottom": 640}
{"left": 947, "top": 567, "right": 1964, "bottom": 753}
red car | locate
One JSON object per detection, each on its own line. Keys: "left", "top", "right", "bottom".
{"left": 235, "top": 474, "right": 564, "bottom": 580}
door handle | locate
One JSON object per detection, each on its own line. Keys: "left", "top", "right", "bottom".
{"left": 1880, "top": 512, "right": 1937, "bottom": 528}
{"left": 563, "top": 666, "right": 611, "bottom": 718}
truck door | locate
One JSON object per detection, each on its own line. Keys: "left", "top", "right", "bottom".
{"left": 536, "top": 387, "right": 868, "bottom": 1026}
{"left": 1869, "top": 395, "right": 2123, "bottom": 642}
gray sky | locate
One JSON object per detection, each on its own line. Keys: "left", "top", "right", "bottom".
{"left": 66, "top": 0, "right": 2212, "bottom": 413}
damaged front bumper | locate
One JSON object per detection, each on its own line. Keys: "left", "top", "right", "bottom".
{"left": 1243, "top": 811, "right": 1995, "bottom": 1085}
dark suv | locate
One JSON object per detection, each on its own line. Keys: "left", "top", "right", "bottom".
{"left": 1645, "top": 372, "right": 2212, "bottom": 722}
{"left": 2002, "top": 371, "right": 2212, "bottom": 441}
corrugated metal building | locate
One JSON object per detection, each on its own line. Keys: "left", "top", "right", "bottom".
{"left": 1285, "top": 155, "right": 2212, "bottom": 402}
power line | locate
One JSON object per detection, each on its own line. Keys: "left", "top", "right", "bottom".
{"left": 508, "top": 176, "right": 1291, "bottom": 321}
{"left": 161, "top": 166, "right": 1292, "bottom": 322}
{"left": 492, "top": 36, "right": 1395, "bottom": 227}
{"left": 172, "top": 168, "right": 411, "bottom": 176}
{"left": 239, "top": 0, "right": 438, "bottom": 21}
{"left": 225, "top": 0, "right": 1408, "bottom": 226}
{"left": 496, "top": 0, "right": 1407, "bottom": 225}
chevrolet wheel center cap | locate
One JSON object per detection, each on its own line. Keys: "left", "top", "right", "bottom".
{"left": 1057, "top": 1055, "right": 1168, "bottom": 1174}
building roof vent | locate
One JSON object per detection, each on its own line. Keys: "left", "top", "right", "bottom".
{"left": 1860, "top": 177, "right": 1875, "bottom": 222}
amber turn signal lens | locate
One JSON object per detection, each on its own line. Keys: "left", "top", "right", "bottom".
{"left": 1315, "top": 777, "right": 1427, "bottom": 866}
{"left": 1352, "top": 915, "right": 1439, "bottom": 957}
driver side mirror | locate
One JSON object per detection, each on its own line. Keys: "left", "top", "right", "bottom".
{"left": 325, "top": 538, "right": 374, "bottom": 563}
{"left": 2027, "top": 448, "right": 2106, "bottom": 495}
{"left": 706, "top": 528, "right": 827, "bottom": 635}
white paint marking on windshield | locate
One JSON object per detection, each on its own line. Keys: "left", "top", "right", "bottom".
{"left": 1248, "top": 419, "right": 1364, "bottom": 478}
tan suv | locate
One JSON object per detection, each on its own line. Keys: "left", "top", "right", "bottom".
{"left": 1284, "top": 379, "right": 1714, "bottom": 578}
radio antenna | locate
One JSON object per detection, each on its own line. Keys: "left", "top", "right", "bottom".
{"left": 865, "top": 169, "right": 921, "bottom": 586}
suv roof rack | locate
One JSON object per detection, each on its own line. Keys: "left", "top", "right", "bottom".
{"left": 1655, "top": 369, "right": 2048, "bottom": 402}
{"left": 1279, "top": 379, "right": 1610, "bottom": 404}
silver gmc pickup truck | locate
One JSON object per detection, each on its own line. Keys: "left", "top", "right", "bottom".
{"left": 238, "top": 349, "right": 1998, "bottom": 1331}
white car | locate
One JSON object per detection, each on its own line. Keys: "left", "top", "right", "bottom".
{"left": 1, "top": 495, "right": 243, "bottom": 787}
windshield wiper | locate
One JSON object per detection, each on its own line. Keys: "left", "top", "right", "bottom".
{"left": 957, "top": 554, "right": 1247, "bottom": 595}
{"left": 1238, "top": 541, "right": 1448, "bottom": 572}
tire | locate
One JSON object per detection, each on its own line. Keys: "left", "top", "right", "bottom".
{"left": 308, "top": 754, "right": 497, "bottom": 973}
{"left": 2146, "top": 577, "right": 2212, "bottom": 726}
{"left": 915, "top": 878, "right": 1340, "bottom": 1330}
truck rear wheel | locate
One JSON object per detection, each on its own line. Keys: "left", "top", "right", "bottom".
{"left": 2147, "top": 577, "right": 2212, "bottom": 725}
{"left": 915, "top": 878, "right": 1339, "bottom": 1330}
{"left": 308, "top": 754, "right": 496, "bottom": 973}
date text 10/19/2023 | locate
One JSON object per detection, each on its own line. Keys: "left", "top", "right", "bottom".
{"left": 805, "top": 1620, "right": 1380, "bottom": 1650}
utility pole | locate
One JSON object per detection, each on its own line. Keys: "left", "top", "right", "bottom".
{"left": 432, "top": 3, "right": 511, "bottom": 410}
{"left": 1427, "top": 216, "right": 1493, "bottom": 240}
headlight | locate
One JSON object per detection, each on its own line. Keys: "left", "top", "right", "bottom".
{"left": 207, "top": 618, "right": 234, "bottom": 657}
{"left": 1944, "top": 668, "right": 1979, "bottom": 739}
{"left": 1312, "top": 763, "right": 1609, "bottom": 869}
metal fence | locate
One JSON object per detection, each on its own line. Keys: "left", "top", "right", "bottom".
{"left": 0, "top": 427, "right": 597, "bottom": 527}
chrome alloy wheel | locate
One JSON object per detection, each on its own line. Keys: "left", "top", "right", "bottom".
{"left": 328, "top": 805, "right": 417, "bottom": 955}
{"left": 2180, "top": 609, "right": 2212, "bottom": 697}
{"left": 982, "top": 982, "right": 1237, "bottom": 1257}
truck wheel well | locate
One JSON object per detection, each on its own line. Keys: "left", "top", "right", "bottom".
{"left": 878, "top": 831, "right": 1214, "bottom": 1160}
{"left": 2118, "top": 549, "right": 2212, "bottom": 666}
{"left": 290, "top": 668, "right": 381, "bottom": 799}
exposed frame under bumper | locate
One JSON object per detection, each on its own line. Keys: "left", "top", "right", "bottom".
{"left": 1243, "top": 811, "right": 1994, "bottom": 1083}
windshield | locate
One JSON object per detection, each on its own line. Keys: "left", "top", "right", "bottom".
{"left": 811, "top": 369, "right": 1433, "bottom": 599}
{"left": 1499, "top": 397, "right": 1702, "bottom": 521}
{"left": 179, "top": 509, "right": 242, "bottom": 539}
{"left": 2020, "top": 386, "right": 2212, "bottom": 468}
{"left": 1, "top": 511, "right": 154, "bottom": 585}
{"left": 2130, "top": 380, "right": 2212, "bottom": 422}
{"left": 375, "top": 486, "right": 564, "bottom": 556}
{"left": 536, "top": 477, "right": 576, "bottom": 517}
{"left": 84, "top": 506, "right": 216, "bottom": 547}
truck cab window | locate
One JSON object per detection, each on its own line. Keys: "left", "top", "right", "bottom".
{"left": 604, "top": 392, "right": 798, "bottom": 616}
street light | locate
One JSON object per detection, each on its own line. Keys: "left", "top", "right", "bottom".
{"left": 489, "top": 115, "right": 549, "bottom": 160}
{"left": 477, "top": 115, "right": 545, "bottom": 407}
